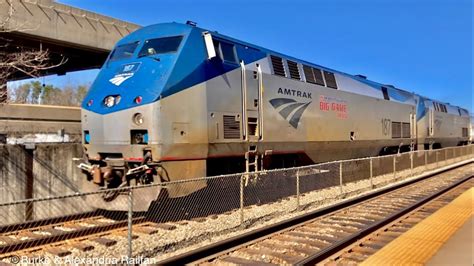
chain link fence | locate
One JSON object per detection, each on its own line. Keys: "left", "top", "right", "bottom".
{"left": 0, "top": 145, "right": 472, "bottom": 263}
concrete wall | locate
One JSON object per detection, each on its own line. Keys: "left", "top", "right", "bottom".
{"left": 0, "top": 143, "right": 92, "bottom": 225}
{"left": 0, "top": 104, "right": 81, "bottom": 143}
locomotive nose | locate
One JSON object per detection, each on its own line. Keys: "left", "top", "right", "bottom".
{"left": 81, "top": 103, "right": 156, "bottom": 160}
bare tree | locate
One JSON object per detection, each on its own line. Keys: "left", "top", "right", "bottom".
{"left": 0, "top": 0, "right": 66, "bottom": 103}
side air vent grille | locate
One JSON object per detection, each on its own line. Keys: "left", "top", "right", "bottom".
{"left": 287, "top": 60, "right": 300, "bottom": 80}
{"left": 303, "top": 65, "right": 325, "bottom": 86}
{"left": 324, "top": 71, "right": 338, "bottom": 89}
{"left": 313, "top": 68, "right": 325, "bottom": 86}
{"left": 392, "top": 122, "right": 401, "bottom": 139}
{"left": 223, "top": 115, "right": 240, "bottom": 139}
{"left": 270, "top": 55, "right": 286, "bottom": 77}
{"left": 402, "top": 123, "right": 411, "bottom": 138}
{"left": 303, "top": 65, "right": 315, "bottom": 83}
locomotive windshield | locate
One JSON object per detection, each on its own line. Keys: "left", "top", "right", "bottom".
{"left": 138, "top": 35, "right": 183, "bottom": 57}
{"left": 109, "top": 41, "right": 139, "bottom": 61}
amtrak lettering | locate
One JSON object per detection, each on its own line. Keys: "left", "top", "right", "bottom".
{"left": 277, "top": 88, "right": 312, "bottom": 99}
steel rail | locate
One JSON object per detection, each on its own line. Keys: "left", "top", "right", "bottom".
{"left": 0, "top": 211, "right": 99, "bottom": 234}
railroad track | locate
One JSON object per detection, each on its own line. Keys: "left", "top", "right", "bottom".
{"left": 320, "top": 179, "right": 472, "bottom": 265}
{"left": 0, "top": 215, "right": 145, "bottom": 258}
{"left": 0, "top": 210, "right": 187, "bottom": 262}
{"left": 160, "top": 162, "right": 473, "bottom": 265}
{"left": 0, "top": 208, "right": 194, "bottom": 262}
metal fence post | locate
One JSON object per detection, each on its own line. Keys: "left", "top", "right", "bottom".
{"left": 410, "top": 151, "right": 414, "bottom": 176}
{"left": 393, "top": 155, "right": 396, "bottom": 180}
{"left": 369, "top": 157, "right": 373, "bottom": 188}
{"left": 24, "top": 146, "right": 34, "bottom": 221}
{"left": 127, "top": 187, "right": 133, "bottom": 260}
{"left": 339, "top": 162, "right": 343, "bottom": 194}
{"left": 445, "top": 148, "right": 448, "bottom": 166}
{"left": 240, "top": 174, "right": 244, "bottom": 225}
{"left": 296, "top": 170, "right": 300, "bottom": 210}
{"left": 424, "top": 150, "right": 428, "bottom": 168}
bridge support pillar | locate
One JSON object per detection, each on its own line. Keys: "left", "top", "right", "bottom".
{"left": 24, "top": 144, "right": 35, "bottom": 221}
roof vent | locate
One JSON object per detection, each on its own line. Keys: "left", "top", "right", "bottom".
{"left": 270, "top": 55, "right": 286, "bottom": 77}
{"left": 287, "top": 60, "right": 301, "bottom": 80}
{"left": 355, "top": 74, "right": 367, "bottom": 79}
{"left": 186, "top": 20, "right": 197, "bottom": 26}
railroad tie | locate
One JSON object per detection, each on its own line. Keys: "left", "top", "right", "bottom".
{"left": 310, "top": 234, "right": 339, "bottom": 244}
{"left": 0, "top": 236, "right": 15, "bottom": 245}
{"left": 134, "top": 226, "right": 160, "bottom": 235}
{"left": 41, "top": 228, "right": 66, "bottom": 235}
{"left": 114, "top": 230, "right": 139, "bottom": 239}
{"left": 191, "top": 218, "right": 207, "bottom": 223}
{"left": 91, "top": 237, "right": 117, "bottom": 247}
{"left": 362, "top": 240, "right": 386, "bottom": 250}
{"left": 219, "top": 256, "right": 276, "bottom": 265}
{"left": 245, "top": 246, "right": 305, "bottom": 264}
{"left": 291, "top": 246, "right": 321, "bottom": 256}
{"left": 17, "top": 231, "right": 42, "bottom": 239}
{"left": 340, "top": 252, "right": 367, "bottom": 262}
{"left": 44, "top": 247, "right": 71, "bottom": 257}
{"left": 152, "top": 223, "right": 177, "bottom": 230}
{"left": 70, "top": 242, "right": 94, "bottom": 252}
{"left": 388, "top": 225, "right": 410, "bottom": 233}
{"left": 350, "top": 245, "right": 378, "bottom": 255}
{"left": 272, "top": 235, "right": 324, "bottom": 249}
{"left": 285, "top": 232, "right": 331, "bottom": 247}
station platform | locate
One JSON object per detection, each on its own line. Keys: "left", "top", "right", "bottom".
{"left": 362, "top": 187, "right": 473, "bottom": 265}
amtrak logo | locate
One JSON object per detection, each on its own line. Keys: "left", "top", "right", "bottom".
{"left": 109, "top": 62, "right": 141, "bottom": 86}
{"left": 270, "top": 98, "right": 311, "bottom": 128}
{"left": 109, "top": 73, "right": 133, "bottom": 86}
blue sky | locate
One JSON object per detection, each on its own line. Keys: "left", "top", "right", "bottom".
{"left": 16, "top": 0, "right": 473, "bottom": 111}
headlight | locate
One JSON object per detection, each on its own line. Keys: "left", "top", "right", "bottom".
{"left": 133, "top": 113, "right": 144, "bottom": 125}
{"left": 104, "top": 96, "right": 115, "bottom": 107}
{"left": 103, "top": 95, "right": 121, "bottom": 107}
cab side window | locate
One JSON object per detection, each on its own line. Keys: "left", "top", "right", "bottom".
{"left": 213, "top": 40, "right": 237, "bottom": 64}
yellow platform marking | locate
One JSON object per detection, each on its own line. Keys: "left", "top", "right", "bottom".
{"left": 362, "top": 187, "right": 473, "bottom": 265}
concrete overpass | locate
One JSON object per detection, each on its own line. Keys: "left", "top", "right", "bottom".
{"left": 0, "top": 0, "right": 141, "bottom": 80}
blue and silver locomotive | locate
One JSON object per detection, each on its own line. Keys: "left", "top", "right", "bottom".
{"left": 79, "top": 22, "right": 471, "bottom": 211}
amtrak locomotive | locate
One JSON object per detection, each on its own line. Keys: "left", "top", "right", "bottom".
{"left": 79, "top": 22, "right": 471, "bottom": 211}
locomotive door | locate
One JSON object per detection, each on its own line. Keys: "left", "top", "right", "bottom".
{"left": 240, "top": 61, "right": 263, "bottom": 141}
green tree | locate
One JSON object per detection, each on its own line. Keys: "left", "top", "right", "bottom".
{"left": 14, "top": 83, "right": 31, "bottom": 103}
{"left": 41, "top": 84, "right": 62, "bottom": 105}
{"left": 9, "top": 81, "right": 90, "bottom": 106}
{"left": 75, "top": 85, "right": 89, "bottom": 105}
{"left": 30, "top": 81, "right": 43, "bottom": 104}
